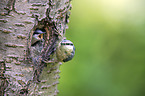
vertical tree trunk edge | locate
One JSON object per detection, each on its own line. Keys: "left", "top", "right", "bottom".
{"left": 0, "top": 0, "right": 72, "bottom": 95}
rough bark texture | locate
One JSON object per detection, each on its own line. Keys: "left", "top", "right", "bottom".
{"left": 0, "top": 0, "right": 72, "bottom": 95}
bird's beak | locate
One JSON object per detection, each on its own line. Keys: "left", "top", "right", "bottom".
{"left": 38, "top": 33, "right": 44, "bottom": 39}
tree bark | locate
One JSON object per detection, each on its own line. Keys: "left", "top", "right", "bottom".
{"left": 0, "top": 0, "right": 72, "bottom": 95}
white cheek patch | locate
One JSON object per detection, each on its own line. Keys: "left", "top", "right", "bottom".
{"left": 66, "top": 45, "right": 73, "bottom": 50}
{"left": 65, "top": 45, "right": 74, "bottom": 55}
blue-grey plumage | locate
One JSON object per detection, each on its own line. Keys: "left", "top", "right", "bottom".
{"left": 34, "top": 29, "right": 45, "bottom": 34}
{"left": 56, "top": 39, "right": 75, "bottom": 62}
{"left": 31, "top": 29, "right": 45, "bottom": 46}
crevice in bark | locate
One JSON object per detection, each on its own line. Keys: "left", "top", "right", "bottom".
{"left": 0, "top": 60, "right": 8, "bottom": 96}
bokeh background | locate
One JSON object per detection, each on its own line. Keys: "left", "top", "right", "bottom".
{"left": 58, "top": 0, "right": 145, "bottom": 96}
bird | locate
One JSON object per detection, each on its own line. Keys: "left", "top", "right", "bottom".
{"left": 56, "top": 39, "right": 75, "bottom": 62}
{"left": 31, "top": 29, "right": 45, "bottom": 46}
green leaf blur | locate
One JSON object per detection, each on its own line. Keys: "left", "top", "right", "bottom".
{"left": 58, "top": 0, "right": 145, "bottom": 96}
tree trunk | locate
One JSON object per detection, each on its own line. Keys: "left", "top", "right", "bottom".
{"left": 0, "top": 0, "right": 72, "bottom": 95}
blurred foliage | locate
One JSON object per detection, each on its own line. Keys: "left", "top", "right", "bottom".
{"left": 58, "top": 0, "right": 145, "bottom": 96}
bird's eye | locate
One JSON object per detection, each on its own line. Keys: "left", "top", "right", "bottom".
{"left": 38, "top": 34, "right": 41, "bottom": 38}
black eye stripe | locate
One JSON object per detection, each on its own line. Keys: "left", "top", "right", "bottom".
{"left": 61, "top": 43, "right": 73, "bottom": 45}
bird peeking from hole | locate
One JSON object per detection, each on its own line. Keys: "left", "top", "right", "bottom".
{"left": 56, "top": 39, "right": 75, "bottom": 62}
{"left": 31, "top": 29, "right": 45, "bottom": 46}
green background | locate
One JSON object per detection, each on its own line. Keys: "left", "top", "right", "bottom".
{"left": 58, "top": 0, "right": 145, "bottom": 96}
